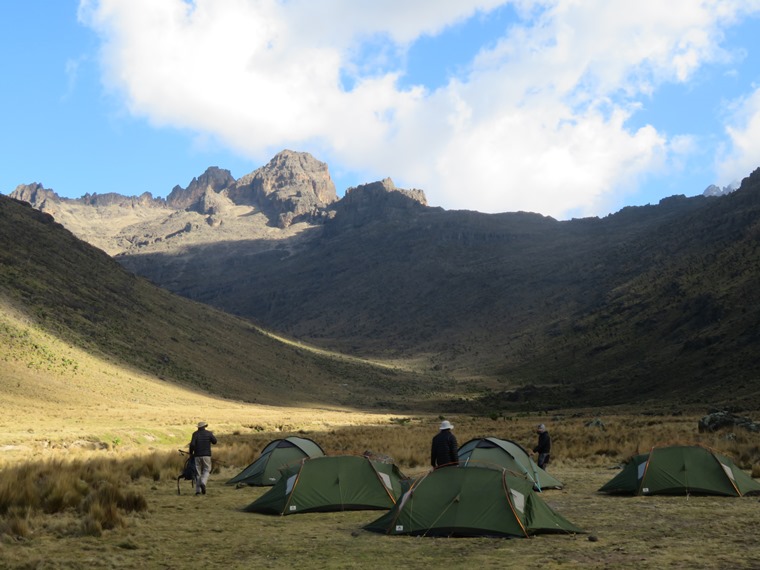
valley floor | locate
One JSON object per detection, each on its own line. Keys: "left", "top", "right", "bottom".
{"left": 3, "top": 461, "right": 759, "bottom": 569}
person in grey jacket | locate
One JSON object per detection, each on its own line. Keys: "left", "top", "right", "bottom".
{"left": 189, "top": 421, "right": 217, "bottom": 495}
{"left": 532, "top": 423, "right": 551, "bottom": 470}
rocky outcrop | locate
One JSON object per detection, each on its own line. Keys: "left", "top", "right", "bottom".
{"left": 166, "top": 167, "right": 235, "bottom": 210}
{"left": 228, "top": 150, "right": 338, "bottom": 227}
{"left": 703, "top": 181, "right": 740, "bottom": 197}
{"left": 326, "top": 178, "right": 428, "bottom": 231}
{"left": 189, "top": 187, "right": 234, "bottom": 216}
{"left": 187, "top": 187, "right": 237, "bottom": 227}
{"left": 342, "top": 178, "right": 427, "bottom": 208}
{"left": 697, "top": 410, "right": 760, "bottom": 433}
{"left": 79, "top": 192, "right": 164, "bottom": 208}
{"left": 10, "top": 183, "right": 165, "bottom": 209}
{"left": 9, "top": 183, "right": 61, "bottom": 207}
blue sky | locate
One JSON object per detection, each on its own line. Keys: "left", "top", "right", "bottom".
{"left": 2, "top": 1, "right": 760, "bottom": 219}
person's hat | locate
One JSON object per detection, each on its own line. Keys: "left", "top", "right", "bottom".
{"left": 536, "top": 423, "right": 546, "bottom": 432}
{"left": 197, "top": 421, "right": 208, "bottom": 428}
{"left": 439, "top": 420, "right": 453, "bottom": 430}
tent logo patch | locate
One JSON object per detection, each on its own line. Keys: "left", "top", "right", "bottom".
{"left": 395, "top": 525, "right": 404, "bottom": 532}
{"left": 289, "top": 505, "right": 297, "bottom": 511}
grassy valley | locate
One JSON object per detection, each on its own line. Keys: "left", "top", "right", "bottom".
{"left": 0, "top": 195, "right": 457, "bottom": 418}
{"left": 2, "top": 411, "right": 760, "bottom": 569}
{"left": 116, "top": 168, "right": 760, "bottom": 412}
{"left": 14, "top": 155, "right": 760, "bottom": 413}
{"left": 3, "top": 192, "right": 760, "bottom": 568}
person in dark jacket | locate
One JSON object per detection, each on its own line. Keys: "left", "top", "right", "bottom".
{"left": 430, "top": 420, "right": 459, "bottom": 468}
{"left": 189, "top": 421, "right": 217, "bottom": 495}
{"left": 532, "top": 423, "right": 551, "bottom": 470}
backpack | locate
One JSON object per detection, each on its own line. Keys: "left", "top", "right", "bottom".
{"left": 177, "top": 452, "right": 198, "bottom": 495}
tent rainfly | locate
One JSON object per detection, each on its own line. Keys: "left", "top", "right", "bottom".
{"left": 243, "top": 455, "right": 407, "bottom": 515}
{"left": 457, "top": 437, "right": 563, "bottom": 490}
{"left": 599, "top": 445, "right": 760, "bottom": 496}
{"left": 226, "top": 437, "right": 325, "bottom": 487}
{"left": 364, "top": 465, "right": 583, "bottom": 538}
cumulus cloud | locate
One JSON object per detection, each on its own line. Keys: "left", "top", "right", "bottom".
{"left": 718, "top": 87, "right": 760, "bottom": 185}
{"left": 78, "top": 0, "right": 760, "bottom": 218}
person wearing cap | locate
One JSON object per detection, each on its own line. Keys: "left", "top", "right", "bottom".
{"left": 189, "top": 421, "right": 217, "bottom": 495}
{"left": 430, "top": 420, "right": 459, "bottom": 468}
{"left": 532, "top": 423, "right": 551, "bottom": 470}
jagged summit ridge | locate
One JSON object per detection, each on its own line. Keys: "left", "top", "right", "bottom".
{"left": 703, "top": 181, "right": 740, "bottom": 197}
{"left": 8, "top": 149, "right": 429, "bottom": 254}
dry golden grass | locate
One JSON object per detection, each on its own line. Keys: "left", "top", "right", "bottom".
{"left": 0, "top": 303, "right": 399, "bottom": 469}
{"left": 3, "top": 412, "right": 760, "bottom": 569}
{"left": 3, "top": 301, "right": 760, "bottom": 568}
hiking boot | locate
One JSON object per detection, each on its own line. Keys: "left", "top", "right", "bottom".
{"left": 201, "top": 483, "right": 206, "bottom": 495}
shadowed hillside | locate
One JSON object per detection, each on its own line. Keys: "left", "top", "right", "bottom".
{"left": 9, "top": 152, "right": 760, "bottom": 412}
{"left": 499, "top": 169, "right": 760, "bottom": 409}
{"left": 116, "top": 170, "right": 760, "bottom": 410}
{"left": 0, "top": 195, "right": 455, "bottom": 412}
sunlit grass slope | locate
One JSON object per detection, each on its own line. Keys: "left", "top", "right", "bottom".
{"left": 0, "top": 195, "right": 458, "bottom": 427}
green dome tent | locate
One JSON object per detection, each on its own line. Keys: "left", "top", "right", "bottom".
{"left": 599, "top": 445, "right": 760, "bottom": 496}
{"left": 458, "top": 437, "right": 563, "bottom": 491}
{"left": 364, "top": 465, "right": 582, "bottom": 538}
{"left": 226, "top": 437, "right": 324, "bottom": 487}
{"left": 243, "top": 455, "right": 407, "bottom": 515}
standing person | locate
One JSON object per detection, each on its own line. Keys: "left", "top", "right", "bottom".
{"left": 533, "top": 423, "right": 551, "bottom": 470}
{"left": 189, "top": 421, "right": 217, "bottom": 495}
{"left": 430, "top": 420, "right": 459, "bottom": 468}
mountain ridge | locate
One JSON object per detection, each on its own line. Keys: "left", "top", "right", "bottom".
{"left": 0, "top": 194, "right": 453, "bottom": 413}
{"left": 8, "top": 151, "right": 760, "bottom": 410}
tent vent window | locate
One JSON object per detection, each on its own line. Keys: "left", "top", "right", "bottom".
{"left": 379, "top": 472, "right": 393, "bottom": 490}
{"left": 285, "top": 474, "right": 297, "bottom": 494}
{"left": 510, "top": 489, "right": 525, "bottom": 513}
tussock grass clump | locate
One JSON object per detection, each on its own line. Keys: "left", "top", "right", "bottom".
{"left": 120, "top": 452, "right": 173, "bottom": 482}
{"left": 0, "top": 507, "right": 32, "bottom": 540}
{"left": 0, "top": 456, "right": 153, "bottom": 539}
{"left": 79, "top": 481, "right": 148, "bottom": 537}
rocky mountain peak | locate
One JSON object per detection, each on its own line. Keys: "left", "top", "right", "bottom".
{"left": 166, "top": 166, "right": 235, "bottom": 210}
{"left": 703, "top": 181, "right": 740, "bottom": 197}
{"left": 229, "top": 150, "right": 338, "bottom": 228}
{"left": 10, "top": 183, "right": 61, "bottom": 207}
{"left": 6, "top": 150, "right": 429, "bottom": 253}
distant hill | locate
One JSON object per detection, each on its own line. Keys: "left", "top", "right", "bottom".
{"left": 0, "top": 194, "right": 450, "bottom": 412}
{"left": 9, "top": 152, "right": 760, "bottom": 411}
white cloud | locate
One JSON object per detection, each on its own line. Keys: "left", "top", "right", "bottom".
{"left": 78, "top": 0, "right": 760, "bottom": 218}
{"left": 718, "top": 87, "right": 760, "bottom": 185}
